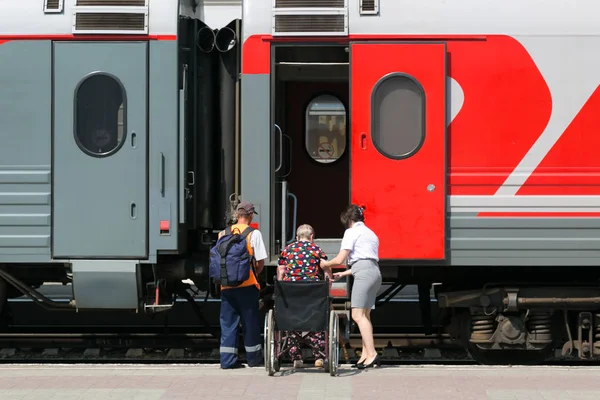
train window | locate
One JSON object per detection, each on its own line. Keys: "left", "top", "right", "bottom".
{"left": 305, "top": 94, "right": 347, "bottom": 164}
{"left": 74, "top": 73, "right": 126, "bottom": 157}
{"left": 371, "top": 74, "right": 424, "bottom": 159}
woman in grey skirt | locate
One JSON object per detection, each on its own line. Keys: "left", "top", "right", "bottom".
{"left": 321, "top": 205, "right": 382, "bottom": 369}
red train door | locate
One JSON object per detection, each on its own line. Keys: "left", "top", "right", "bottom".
{"left": 350, "top": 42, "right": 447, "bottom": 260}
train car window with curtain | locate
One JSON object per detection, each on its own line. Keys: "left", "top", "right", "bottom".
{"left": 305, "top": 94, "right": 347, "bottom": 164}
{"left": 74, "top": 73, "right": 126, "bottom": 158}
{"left": 371, "top": 74, "right": 425, "bottom": 159}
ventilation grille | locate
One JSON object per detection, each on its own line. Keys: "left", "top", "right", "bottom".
{"left": 76, "top": 0, "right": 146, "bottom": 5}
{"left": 72, "top": 0, "right": 148, "bottom": 34}
{"left": 275, "top": 0, "right": 344, "bottom": 7}
{"left": 44, "top": 0, "right": 64, "bottom": 13}
{"left": 359, "top": 0, "right": 378, "bottom": 15}
{"left": 75, "top": 13, "right": 146, "bottom": 31}
{"left": 272, "top": 0, "right": 347, "bottom": 36}
{"left": 275, "top": 15, "right": 345, "bottom": 33}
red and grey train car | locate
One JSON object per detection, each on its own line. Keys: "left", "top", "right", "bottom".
{"left": 240, "top": 0, "right": 600, "bottom": 362}
{"left": 2, "top": 0, "right": 600, "bottom": 363}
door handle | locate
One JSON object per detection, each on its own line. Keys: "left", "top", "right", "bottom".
{"left": 287, "top": 192, "right": 298, "bottom": 244}
{"left": 360, "top": 133, "right": 367, "bottom": 150}
{"left": 159, "top": 153, "right": 165, "bottom": 197}
{"left": 130, "top": 202, "right": 137, "bottom": 219}
{"left": 274, "top": 124, "right": 283, "bottom": 173}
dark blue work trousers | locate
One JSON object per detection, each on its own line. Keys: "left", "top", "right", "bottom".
{"left": 219, "top": 285, "right": 262, "bottom": 368}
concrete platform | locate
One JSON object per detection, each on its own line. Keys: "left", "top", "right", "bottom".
{"left": 0, "top": 364, "right": 599, "bottom": 399}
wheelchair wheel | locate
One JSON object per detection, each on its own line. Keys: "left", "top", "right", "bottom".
{"left": 263, "top": 311, "right": 269, "bottom": 372}
{"left": 266, "top": 309, "right": 280, "bottom": 376}
{"left": 327, "top": 311, "right": 339, "bottom": 376}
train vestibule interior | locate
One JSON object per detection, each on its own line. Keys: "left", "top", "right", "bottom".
{"left": 272, "top": 45, "right": 350, "bottom": 258}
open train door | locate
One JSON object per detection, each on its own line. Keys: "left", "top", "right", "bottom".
{"left": 350, "top": 42, "right": 447, "bottom": 260}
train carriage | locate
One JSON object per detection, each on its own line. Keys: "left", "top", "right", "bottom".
{"left": 240, "top": 0, "right": 600, "bottom": 363}
{"left": 0, "top": 0, "right": 216, "bottom": 311}
{"left": 2, "top": 0, "right": 600, "bottom": 364}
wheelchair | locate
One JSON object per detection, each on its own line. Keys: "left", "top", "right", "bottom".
{"left": 263, "top": 279, "right": 342, "bottom": 376}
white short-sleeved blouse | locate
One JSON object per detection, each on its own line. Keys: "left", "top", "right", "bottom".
{"left": 340, "top": 221, "right": 379, "bottom": 265}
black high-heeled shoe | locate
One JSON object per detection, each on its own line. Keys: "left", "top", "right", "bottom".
{"left": 351, "top": 360, "right": 365, "bottom": 368}
{"left": 357, "top": 355, "right": 380, "bottom": 369}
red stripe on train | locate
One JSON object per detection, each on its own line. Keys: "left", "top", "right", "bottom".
{"left": 0, "top": 34, "right": 176, "bottom": 42}
{"left": 477, "top": 212, "right": 600, "bottom": 218}
{"left": 260, "top": 34, "right": 488, "bottom": 42}
{"left": 242, "top": 35, "right": 270, "bottom": 74}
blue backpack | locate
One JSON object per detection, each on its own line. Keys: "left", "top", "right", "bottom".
{"left": 209, "top": 226, "right": 255, "bottom": 287}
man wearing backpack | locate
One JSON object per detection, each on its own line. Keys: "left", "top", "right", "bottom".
{"left": 211, "top": 201, "right": 267, "bottom": 369}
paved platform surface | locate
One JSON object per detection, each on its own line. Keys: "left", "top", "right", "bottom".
{"left": 0, "top": 363, "right": 599, "bottom": 399}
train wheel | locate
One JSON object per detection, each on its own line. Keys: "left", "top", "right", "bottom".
{"left": 459, "top": 310, "right": 552, "bottom": 365}
{"left": 327, "top": 311, "right": 339, "bottom": 376}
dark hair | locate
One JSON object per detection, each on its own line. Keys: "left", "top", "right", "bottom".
{"left": 340, "top": 204, "right": 365, "bottom": 229}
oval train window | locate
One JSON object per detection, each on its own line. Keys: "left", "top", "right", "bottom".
{"left": 305, "top": 94, "right": 347, "bottom": 164}
{"left": 371, "top": 74, "right": 425, "bottom": 159}
{"left": 75, "top": 74, "right": 126, "bottom": 157}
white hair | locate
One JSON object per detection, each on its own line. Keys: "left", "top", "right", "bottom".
{"left": 296, "top": 224, "right": 315, "bottom": 241}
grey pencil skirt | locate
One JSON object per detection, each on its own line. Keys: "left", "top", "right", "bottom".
{"left": 350, "top": 259, "right": 382, "bottom": 309}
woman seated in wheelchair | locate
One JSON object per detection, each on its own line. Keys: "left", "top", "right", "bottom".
{"left": 277, "top": 224, "right": 332, "bottom": 369}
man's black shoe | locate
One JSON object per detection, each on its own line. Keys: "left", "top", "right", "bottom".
{"left": 221, "top": 362, "right": 246, "bottom": 369}
{"left": 248, "top": 361, "right": 264, "bottom": 368}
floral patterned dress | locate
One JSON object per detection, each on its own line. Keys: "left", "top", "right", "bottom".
{"left": 278, "top": 240, "right": 328, "bottom": 361}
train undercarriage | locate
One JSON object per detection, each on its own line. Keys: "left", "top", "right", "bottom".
{"left": 434, "top": 266, "right": 600, "bottom": 364}
{"left": 1, "top": 262, "right": 600, "bottom": 365}
{"left": 439, "top": 288, "right": 600, "bottom": 364}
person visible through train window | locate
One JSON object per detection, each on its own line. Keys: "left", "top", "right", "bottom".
{"left": 320, "top": 205, "right": 382, "bottom": 369}
{"left": 217, "top": 201, "right": 268, "bottom": 369}
{"left": 277, "top": 224, "right": 332, "bottom": 369}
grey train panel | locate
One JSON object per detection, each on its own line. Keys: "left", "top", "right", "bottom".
{"left": 0, "top": 41, "right": 52, "bottom": 262}
{"left": 71, "top": 260, "right": 139, "bottom": 309}
{"left": 448, "top": 214, "right": 600, "bottom": 266}
{"left": 52, "top": 42, "right": 148, "bottom": 259}
{"left": 240, "top": 74, "right": 271, "bottom": 258}
{"left": 449, "top": 215, "right": 600, "bottom": 229}
{"left": 287, "top": 216, "right": 600, "bottom": 266}
{"left": 450, "top": 255, "right": 600, "bottom": 267}
{"left": 148, "top": 40, "right": 180, "bottom": 259}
